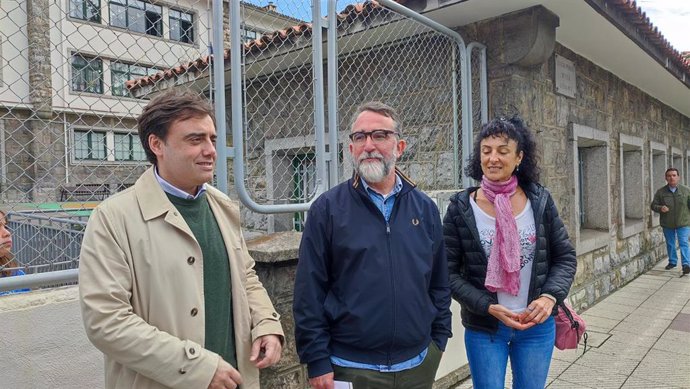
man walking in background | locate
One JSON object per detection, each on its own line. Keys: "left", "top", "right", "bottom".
{"left": 651, "top": 167, "right": 690, "bottom": 275}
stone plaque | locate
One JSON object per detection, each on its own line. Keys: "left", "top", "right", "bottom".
{"left": 555, "top": 55, "right": 576, "bottom": 98}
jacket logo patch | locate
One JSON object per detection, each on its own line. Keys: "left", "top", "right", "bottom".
{"left": 412, "top": 218, "right": 420, "bottom": 226}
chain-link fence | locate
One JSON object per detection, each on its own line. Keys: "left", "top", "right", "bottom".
{"left": 0, "top": 0, "right": 215, "bottom": 283}
{"left": 1, "top": 0, "right": 486, "bottom": 289}
{"left": 231, "top": 0, "right": 471, "bottom": 232}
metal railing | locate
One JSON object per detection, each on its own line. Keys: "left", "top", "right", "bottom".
{"left": 0, "top": 212, "right": 85, "bottom": 292}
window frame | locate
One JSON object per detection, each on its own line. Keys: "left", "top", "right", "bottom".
{"left": 74, "top": 129, "right": 108, "bottom": 161}
{"left": 109, "top": 0, "right": 163, "bottom": 37}
{"left": 649, "top": 141, "right": 667, "bottom": 228}
{"left": 169, "top": 8, "right": 194, "bottom": 43}
{"left": 71, "top": 54, "right": 104, "bottom": 94}
{"left": 113, "top": 132, "right": 147, "bottom": 161}
{"left": 110, "top": 61, "right": 156, "bottom": 97}
{"left": 619, "top": 134, "right": 645, "bottom": 238}
{"left": 69, "top": 0, "right": 101, "bottom": 23}
{"left": 72, "top": 127, "right": 147, "bottom": 164}
{"left": 570, "top": 123, "right": 611, "bottom": 254}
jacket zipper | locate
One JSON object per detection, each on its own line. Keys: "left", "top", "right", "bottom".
{"left": 355, "top": 180, "right": 404, "bottom": 367}
{"left": 386, "top": 220, "right": 396, "bottom": 367}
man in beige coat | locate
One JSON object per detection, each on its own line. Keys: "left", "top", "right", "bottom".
{"left": 79, "top": 90, "right": 284, "bottom": 389}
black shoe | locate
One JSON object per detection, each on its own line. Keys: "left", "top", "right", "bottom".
{"left": 665, "top": 264, "right": 676, "bottom": 270}
{"left": 683, "top": 265, "right": 690, "bottom": 275}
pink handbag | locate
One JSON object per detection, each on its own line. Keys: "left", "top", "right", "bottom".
{"left": 555, "top": 301, "right": 587, "bottom": 352}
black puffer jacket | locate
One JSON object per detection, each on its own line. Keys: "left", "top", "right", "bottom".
{"left": 443, "top": 182, "right": 576, "bottom": 333}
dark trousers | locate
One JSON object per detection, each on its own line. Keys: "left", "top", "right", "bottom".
{"left": 332, "top": 343, "right": 443, "bottom": 389}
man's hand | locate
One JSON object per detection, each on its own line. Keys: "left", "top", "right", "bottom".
{"left": 660, "top": 205, "right": 670, "bottom": 213}
{"left": 309, "top": 372, "right": 335, "bottom": 389}
{"left": 208, "top": 359, "right": 242, "bottom": 389}
{"left": 488, "top": 304, "right": 535, "bottom": 330}
{"left": 250, "top": 334, "right": 282, "bottom": 369}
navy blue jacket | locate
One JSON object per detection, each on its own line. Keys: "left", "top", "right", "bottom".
{"left": 293, "top": 170, "right": 452, "bottom": 378}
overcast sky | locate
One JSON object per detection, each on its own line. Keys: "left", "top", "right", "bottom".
{"left": 637, "top": 0, "right": 690, "bottom": 52}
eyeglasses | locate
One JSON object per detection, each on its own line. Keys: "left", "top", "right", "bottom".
{"left": 348, "top": 129, "right": 398, "bottom": 144}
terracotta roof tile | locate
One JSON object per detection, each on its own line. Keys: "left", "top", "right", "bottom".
{"left": 609, "top": 0, "right": 690, "bottom": 74}
{"left": 127, "top": 0, "right": 690, "bottom": 92}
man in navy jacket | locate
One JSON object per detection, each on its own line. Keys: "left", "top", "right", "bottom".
{"left": 293, "top": 102, "right": 452, "bottom": 389}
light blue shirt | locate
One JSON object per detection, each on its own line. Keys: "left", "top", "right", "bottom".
{"left": 669, "top": 186, "right": 677, "bottom": 193}
{"left": 154, "top": 167, "right": 207, "bottom": 199}
{"left": 360, "top": 175, "right": 403, "bottom": 222}
{"left": 330, "top": 174, "right": 428, "bottom": 372}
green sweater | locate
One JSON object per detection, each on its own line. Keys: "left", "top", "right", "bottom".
{"left": 651, "top": 184, "right": 690, "bottom": 229}
{"left": 167, "top": 193, "right": 237, "bottom": 368}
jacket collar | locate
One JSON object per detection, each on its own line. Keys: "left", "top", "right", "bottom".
{"left": 134, "top": 167, "right": 179, "bottom": 222}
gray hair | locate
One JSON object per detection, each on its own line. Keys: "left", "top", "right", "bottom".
{"left": 348, "top": 101, "right": 402, "bottom": 137}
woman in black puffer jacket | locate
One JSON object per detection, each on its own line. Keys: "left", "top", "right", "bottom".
{"left": 443, "top": 116, "right": 576, "bottom": 389}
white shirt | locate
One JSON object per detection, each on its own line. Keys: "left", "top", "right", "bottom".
{"left": 470, "top": 196, "right": 536, "bottom": 313}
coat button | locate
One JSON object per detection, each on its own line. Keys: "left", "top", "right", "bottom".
{"left": 187, "top": 256, "right": 195, "bottom": 265}
{"left": 179, "top": 368, "right": 186, "bottom": 374}
{"left": 191, "top": 308, "right": 198, "bottom": 316}
{"left": 272, "top": 312, "right": 278, "bottom": 318}
{"left": 189, "top": 347, "right": 196, "bottom": 355}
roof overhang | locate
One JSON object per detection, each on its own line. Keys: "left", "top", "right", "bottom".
{"left": 419, "top": 0, "right": 690, "bottom": 118}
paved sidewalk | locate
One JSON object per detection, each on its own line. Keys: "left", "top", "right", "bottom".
{"left": 455, "top": 261, "right": 690, "bottom": 388}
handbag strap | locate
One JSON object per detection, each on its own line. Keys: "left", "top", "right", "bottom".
{"left": 558, "top": 302, "right": 576, "bottom": 326}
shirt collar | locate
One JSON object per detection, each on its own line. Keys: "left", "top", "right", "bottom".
{"left": 154, "top": 166, "right": 207, "bottom": 200}
{"left": 361, "top": 173, "right": 403, "bottom": 199}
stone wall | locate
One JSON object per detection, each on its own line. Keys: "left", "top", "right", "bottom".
{"left": 465, "top": 10, "right": 690, "bottom": 309}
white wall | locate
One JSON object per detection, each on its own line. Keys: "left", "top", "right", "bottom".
{"left": 0, "top": 287, "right": 103, "bottom": 389}
{"left": 436, "top": 301, "right": 468, "bottom": 380}
{"left": 0, "top": 0, "right": 30, "bottom": 106}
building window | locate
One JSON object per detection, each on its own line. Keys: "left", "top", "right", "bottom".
{"left": 619, "top": 134, "right": 644, "bottom": 237}
{"left": 170, "top": 9, "right": 194, "bottom": 43}
{"left": 570, "top": 123, "right": 610, "bottom": 253}
{"left": 113, "top": 133, "right": 147, "bottom": 161}
{"left": 74, "top": 130, "right": 107, "bottom": 160}
{"left": 70, "top": 0, "right": 101, "bottom": 22}
{"left": 109, "top": 0, "right": 162, "bottom": 37}
{"left": 650, "top": 142, "right": 667, "bottom": 227}
{"left": 71, "top": 54, "right": 103, "bottom": 94}
{"left": 685, "top": 150, "right": 690, "bottom": 186}
{"left": 672, "top": 147, "right": 683, "bottom": 177}
{"left": 111, "top": 62, "right": 156, "bottom": 96}
{"left": 241, "top": 27, "right": 259, "bottom": 42}
{"left": 292, "top": 153, "right": 316, "bottom": 231}
{"left": 73, "top": 129, "right": 146, "bottom": 163}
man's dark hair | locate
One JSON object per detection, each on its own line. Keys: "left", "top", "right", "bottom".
{"left": 349, "top": 101, "right": 402, "bottom": 137}
{"left": 666, "top": 167, "right": 680, "bottom": 176}
{"left": 137, "top": 89, "right": 215, "bottom": 165}
{"left": 466, "top": 114, "right": 541, "bottom": 185}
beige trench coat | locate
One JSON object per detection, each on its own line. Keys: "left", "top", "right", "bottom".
{"left": 79, "top": 168, "right": 283, "bottom": 389}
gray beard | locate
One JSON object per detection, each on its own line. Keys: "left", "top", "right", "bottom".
{"left": 353, "top": 151, "right": 396, "bottom": 183}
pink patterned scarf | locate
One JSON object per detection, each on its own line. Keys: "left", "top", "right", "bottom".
{"left": 481, "top": 174, "right": 521, "bottom": 296}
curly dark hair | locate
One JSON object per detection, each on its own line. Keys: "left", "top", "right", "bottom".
{"left": 465, "top": 114, "right": 540, "bottom": 185}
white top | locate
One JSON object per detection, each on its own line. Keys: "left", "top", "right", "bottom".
{"left": 470, "top": 196, "right": 537, "bottom": 313}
